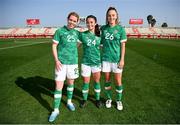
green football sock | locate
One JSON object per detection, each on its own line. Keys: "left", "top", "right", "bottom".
{"left": 53, "top": 90, "right": 62, "bottom": 109}
{"left": 116, "top": 85, "right": 123, "bottom": 101}
{"left": 82, "top": 83, "right": 89, "bottom": 100}
{"left": 94, "top": 82, "right": 101, "bottom": 100}
{"left": 67, "top": 84, "right": 74, "bottom": 100}
{"left": 104, "top": 82, "right": 112, "bottom": 99}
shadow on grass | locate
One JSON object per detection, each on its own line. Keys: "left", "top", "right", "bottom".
{"left": 15, "top": 76, "right": 55, "bottom": 112}
{"left": 15, "top": 76, "right": 101, "bottom": 111}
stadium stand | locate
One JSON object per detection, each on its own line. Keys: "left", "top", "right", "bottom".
{"left": 126, "top": 27, "right": 180, "bottom": 39}
{"left": 0, "top": 27, "right": 180, "bottom": 39}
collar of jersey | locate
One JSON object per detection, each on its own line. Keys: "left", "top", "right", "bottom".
{"left": 64, "top": 25, "right": 74, "bottom": 31}
{"left": 107, "top": 24, "right": 118, "bottom": 29}
{"left": 87, "top": 30, "right": 95, "bottom": 35}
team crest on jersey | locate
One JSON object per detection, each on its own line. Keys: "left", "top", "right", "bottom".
{"left": 104, "top": 30, "right": 108, "bottom": 33}
{"left": 114, "top": 30, "right": 118, "bottom": 34}
{"left": 86, "top": 36, "right": 89, "bottom": 40}
{"left": 63, "top": 32, "right": 68, "bottom": 35}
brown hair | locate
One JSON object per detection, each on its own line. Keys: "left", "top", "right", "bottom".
{"left": 106, "top": 7, "right": 119, "bottom": 25}
{"left": 86, "top": 15, "right": 100, "bottom": 37}
{"left": 67, "top": 12, "right": 80, "bottom": 22}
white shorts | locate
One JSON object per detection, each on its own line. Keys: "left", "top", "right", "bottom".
{"left": 102, "top": 61, "right": 123, "bottom": 73}
{"left": 81, "top": 64, "right": 101, "bottom": 77}
{"left": 55, "top": 64, "right": 79, "bottom": 81}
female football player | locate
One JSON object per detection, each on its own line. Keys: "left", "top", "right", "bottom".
{"left": 101, "top": 7, "right": 127, "bottom": 110}
{"left": 79, "top": 15, "right": 102, "bottom": 108}
{"left": 49, "top": 12, "right": 80, "bottom": 122}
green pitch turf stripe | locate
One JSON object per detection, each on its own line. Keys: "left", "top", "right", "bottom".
{"left": 0, "top": 41, "right": 50, "bottom": 50}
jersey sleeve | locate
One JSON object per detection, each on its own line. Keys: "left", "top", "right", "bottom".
{"left": 120, "top": 27, "right": 127, "bottom": 43}
{"left": 77, "top": 30, "right": 82, "bottom": 43}
{"left": 52, "top": 29, "right": 61, "bottom": 44}
{"left": 79, "top": 31, "right": 86, "bottom": 44}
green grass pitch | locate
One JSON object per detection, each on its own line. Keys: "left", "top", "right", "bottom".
{"left": 0, "top": 38, "right": 180, "bottom": 124}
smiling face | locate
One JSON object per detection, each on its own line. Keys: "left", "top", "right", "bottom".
{"left": 86, "top": 17, "right": 96, "bottom": 32}
{"left": 107, "top": 10, "right": 118, "bottom": 25}
{"left": 67, "top": 15, "right": 78, "bottom": 29}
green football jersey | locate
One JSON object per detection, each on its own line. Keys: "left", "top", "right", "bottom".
{"left": 53, "top": 26, "right": 80, "bottom": 64}
{"left": 79, "top": 31, "right": 101, "bottom": 66}
{"left": 101, "top": 24, "right": 127, "bottom": 63}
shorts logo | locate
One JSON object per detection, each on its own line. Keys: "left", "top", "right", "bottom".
{"left": 74, "top": 67, "right": 79, "bottom": 75}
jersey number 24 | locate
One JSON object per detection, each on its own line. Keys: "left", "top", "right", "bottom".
{"left": 87, "top": 39, "right": 96, "bottom": 46}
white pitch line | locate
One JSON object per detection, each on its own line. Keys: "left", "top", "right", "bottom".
{"left": 0, "top": 41, "right": 50, "bottom": 50}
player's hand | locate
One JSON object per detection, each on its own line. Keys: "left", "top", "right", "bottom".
{"left": 118, "top": 60, "right": 124, "bottom": 69}
{"left": 55, "top": 60, "right": 62, "bottom": 71}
